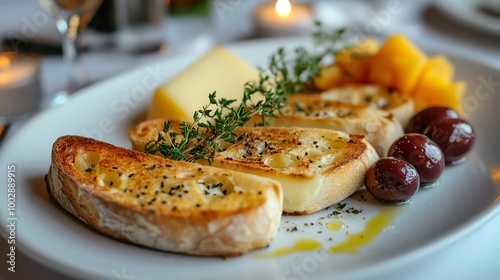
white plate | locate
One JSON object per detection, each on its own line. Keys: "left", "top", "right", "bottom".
{"left": 1, "top": 37, "right": 500, "bottom": 280}
{"left": 435, "top": 0, "right": 500, "bottom": 36}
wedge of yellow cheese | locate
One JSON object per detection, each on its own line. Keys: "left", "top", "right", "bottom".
{"left": 148, "top": 46, "right": 260, "bottom": 121}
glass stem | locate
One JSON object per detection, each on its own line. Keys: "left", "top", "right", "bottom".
{"left": 57, "top": 15, "right": 87, "bottom": 93}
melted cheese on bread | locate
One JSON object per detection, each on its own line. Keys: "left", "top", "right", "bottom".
{"left": 319, "top": 84, "right": 414, "bottom": 126}
{"left": 46, "top": 136, "right": 283, "bottom": 257}
{"left": 129, "top": 121, "right": 379, "bottom": 215}
{"left": 248, "top": 94, "right": 404, "bottom": 157}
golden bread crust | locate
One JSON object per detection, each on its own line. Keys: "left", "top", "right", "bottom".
{"left": 211, "top": 127, "right": 378, "bottom": 214}
{"left": 250, "top": 93, "right": 404, "bottom": 156}
{"left": 319, "top": 84, "right": 414, "bottom": 126}
{"left": 128, "top": 122, "right": 378, "bottom": 215}
{"left": 46, "top": 136, "right": 282, "bottom": 257}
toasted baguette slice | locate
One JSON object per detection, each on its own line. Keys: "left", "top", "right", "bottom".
{"left": 129, "top": 121, "right": 379, "bottom": 215}
{"left": 46, "top": 136, "right": 282, "bottom": 257}
{"left": 248, "top": 94, "right": 403, "bottom": 157}
{"left": 130, "top": 119, "right": 185, "bottom": 153}
{"left": 318, "top": 84, "right": 414, "bottom": 126}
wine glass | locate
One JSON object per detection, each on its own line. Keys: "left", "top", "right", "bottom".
{"left": 39, "top": 0, "right": 103, "bottom": 106}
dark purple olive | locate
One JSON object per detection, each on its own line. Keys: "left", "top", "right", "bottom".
{"left": 388, "top": 134, "right": 445, "bottom": 185}
{"left": 424, "top": 118, "right": 476, "bottom": 164}
{"left": 365, "top": 157, "right": 420, "bottom": 204}
{"left": 405, "top": 107, "right": 459, "bottom": 134}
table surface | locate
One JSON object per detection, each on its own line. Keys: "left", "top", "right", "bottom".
{"left": 1, "top": 0, "right": 499, "bottom": 279}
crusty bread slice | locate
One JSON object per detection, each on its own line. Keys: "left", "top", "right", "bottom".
{"left": 46, "top": 136, "right": 283, "bottom": 257}
{"left": 129, "top": 119, "right": 180, "bottom": 152}
{"left": 129, "top": 121, "right": 379, "bottom": 215}
{"left": 318, "top": 84, "right": 414, "bottom": 126}
{"left": 247, "top": 94, "right": 404, "bottom": 157}
{"left": 211, "top": 127, "right": 379, "bottom": 215}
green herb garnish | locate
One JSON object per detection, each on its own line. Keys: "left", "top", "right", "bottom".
{"left": 144, "top": 76, "right": 286, "bottom": 164}
{"left": 335, "top": 202, "right": 347, "bottom": 210}
{"left": 144, "top": 22, "right": 347, "bottom": 163}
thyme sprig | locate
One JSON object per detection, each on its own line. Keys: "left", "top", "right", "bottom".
{"left": 266, "top": 22, "right": 346, "bottom": 94}
{"left": 144, "top": 22, "right": 347, "bottom": 163}
{"left": 144, "top": 74, "right": 287, "bottom": 164}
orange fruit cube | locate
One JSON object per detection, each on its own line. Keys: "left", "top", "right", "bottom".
{"left": 391, "top": 56, "right": 427, "bottom": 94}
{"left": 315, "top": 64, "right": 343, "bottom": 90}
{"left": 375, "top": 33, "right": 426, "bottom": 60}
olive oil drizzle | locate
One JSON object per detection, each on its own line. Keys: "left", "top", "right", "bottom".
{"left": 255, "top": 239, "right": 322, "bottom": 259}
{"left": 328, "top": 206, "right": 399, "bottom": 254}
{"left": 327, "top": 220, "right": 344, "bottom": 231}
{"left": 256, "top": 206, "right": 400, "bottom": 259}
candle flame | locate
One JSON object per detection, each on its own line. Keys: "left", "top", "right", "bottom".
{"left": 275, "top": 0, "right": 292, "bottom": 18}
{"left": 0, "top": 56, "right": 11, "bottom": 69}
